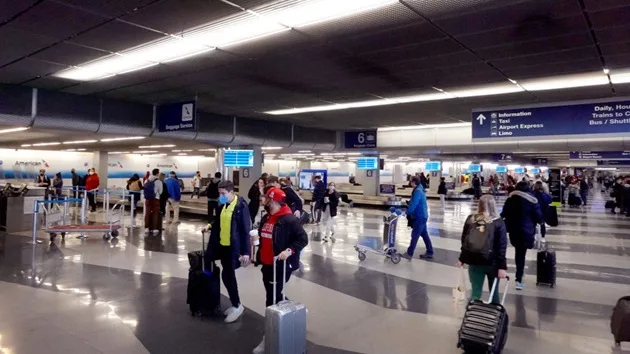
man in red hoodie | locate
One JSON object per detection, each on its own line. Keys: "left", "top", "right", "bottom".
{"left": 252, "top": 187, "right": 308, "bottom": 354}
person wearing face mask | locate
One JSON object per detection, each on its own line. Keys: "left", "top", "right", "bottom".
{"left": 205, "top": 180, "right": 251, "bottom": 324}
{"left": 252, "top": 187, "right": 308, "bottom": 354}
{"left": 321, "top": 182, "right": 339, "bottom": 241}
{"left": 85, "top": 168, "right": 100, "bottom": 213}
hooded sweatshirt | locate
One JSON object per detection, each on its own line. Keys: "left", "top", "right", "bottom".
{"left": 259, "top": 205, "right": 292, "bottom": 265}
{"left": 501, "top": 190, "right": 542, "bottom": 248}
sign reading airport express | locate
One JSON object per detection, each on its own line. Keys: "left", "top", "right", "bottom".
{"left": 157, "top": 101, "right": 196, "bottom": 132}
{"left": 570, "top": 151, "right": 630, "bottom": 160}
{"left": 472, "top": 99, "right": 630, "bottom": 139}
{"left": 345, "top": 130, "right": 377, "bottom": 149}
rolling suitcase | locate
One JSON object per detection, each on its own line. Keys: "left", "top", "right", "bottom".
{"left": 545, "top": 206, "right": 558, "bottom": 227}
{"left": 611, "top": 296, "right": 630, "bottom": 347}
{"left": 457, "top": 277, "right": 510, "bottom": 353}
{"left": 265, "top": 258, "right": 307, "bottom": 354}
{"left": 536, "top": 247, "right": 556, "bottom": 288}
{"left": 605, "top": 200, "right": 616, "bottom": 209}
{"left": 186, "top": 230, "right": 221, "bottom": 316}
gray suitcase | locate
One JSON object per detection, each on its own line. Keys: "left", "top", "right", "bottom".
{"left": 264, "top": 258, "right": 307, "bottom": 354}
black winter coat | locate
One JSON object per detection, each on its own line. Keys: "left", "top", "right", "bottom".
{"left": 322, "top": 191, "right": 340, "bottom": 217}
{"left": 459, "top": 215, "right": 508, "bottom": 270}
{"left": 501, "top": 191, "right": 543, "bottom": 249}
{"left": 256, "top": 214, "right": 309, "bottom": 270}
{"left": 282, "top": 186, "right": 303, "bottom": 213}
{"left": 437, "top": 182, "right": 447, "bottom": 195}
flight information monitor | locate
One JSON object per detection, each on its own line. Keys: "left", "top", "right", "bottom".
{"left": 425, "top": 161, "right": 441, "bottom": 171}
{"left": 513, "top": 167, "right": 526, "bottom": 174}
{"left": 224, "top": 150, "right": 254, "bottom": 167}
{"left": 530, "top": 168, "right": 541, "bottom": 174}
{"left": 495, "top": 166, "right": 507, "bottom": 173}
{"left": 357, "top": 157, "right": 378, "bottom": 170}
{"left": 468, "top": 164, "right": 482, "bottom": 173}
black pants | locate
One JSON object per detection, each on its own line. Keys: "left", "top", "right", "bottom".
{"left": 262, "top": 262, "right": 293, "bottom": 307}
{"left": 87, "top": 192, "right": 96, "bottom": 211}
{"left": 313, "top": 201, "right": 323, "bottom": 223}
{"left": 514, "top": 246, "right": 527, "bottom": 283}
{"left": 540, "top": 223, "right": 546, "bottom": 238}
{"left": 208, "top": 200, "right": 220, "bottom": 224}
{"left": 218, "top": 245, "right": 240, "bottom": 307}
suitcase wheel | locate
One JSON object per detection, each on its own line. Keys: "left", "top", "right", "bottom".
{"left": 358, "top": 252, "right": 366, "bottom": 261}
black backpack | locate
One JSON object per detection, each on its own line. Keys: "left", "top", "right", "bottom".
{"left": 461, "top": 216, "right": 495, "bottom": 265}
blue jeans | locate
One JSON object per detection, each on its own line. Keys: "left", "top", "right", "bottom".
{"left": 580, "top": 191, "right": 588, "bottom": 205}
{"left": 407, "top": 218, "right": 433, "bottom": 256}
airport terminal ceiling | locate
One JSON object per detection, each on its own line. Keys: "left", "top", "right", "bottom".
{"left": 1, "top": 0, "right": 630, "bottom": 131}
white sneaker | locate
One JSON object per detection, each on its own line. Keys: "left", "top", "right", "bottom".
{"left": 252, "top": 337, "right": 265, "bottom": 354}
{"left": 223, "top": 307, "right": 234, "bottom": 316}
{"left": 144, "top": 228, "right": 150, "bottom": 234}
{"left": 224, "top": 304, "right": 244, "bottom": 323}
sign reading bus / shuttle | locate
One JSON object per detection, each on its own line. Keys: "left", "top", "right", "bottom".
{"left": 472, "top": 99, "right": 630, "bottom": 140}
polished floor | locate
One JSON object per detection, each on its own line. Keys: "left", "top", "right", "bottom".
{"left": 1, "top": 188, "right": 629, "bottom": 354}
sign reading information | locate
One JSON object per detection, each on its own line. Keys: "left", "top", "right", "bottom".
{"left": 157, "top": 101, "right": 196, "bottom": 132}
{"left": 472, "top": 99, "right": 630, "bottom": 140}
{"left": 570, "top": 151, "right": 630, "bottom": 160}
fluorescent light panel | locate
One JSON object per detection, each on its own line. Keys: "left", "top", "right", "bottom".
{"left": 63, "top": 140, "right": 97, "bottom": 144}
{"left": 101, "top": 136, "right": 145, "bottom": 142}
{"left": 138, "top": 144, "right": 176, "bottom": 148}
{"left": 519, "top": 72, "right": 609, "bottom": 91}
{"left": 0, "top": 127, "right": 29, "bottom": 134}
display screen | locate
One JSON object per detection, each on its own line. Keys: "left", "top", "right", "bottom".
{"left": 468, "top": 164, "right": 482, "bottom": 173}
{"left": 513, "top": 167, "right": 526, "bottom": 174}
{"left": 530, "top": 168, "right": 541, "bottom": 174}
{"left": 495, "top": 166, "right": 507, "bottom": 173}
{"left": 357, "top": 157, "right": 378, "bottom": 170}
{"left": 224, "top": 150, "right": 254, "bottom": 167}
{"left": 425, "top": 161, "right": 441, "bottom": 171}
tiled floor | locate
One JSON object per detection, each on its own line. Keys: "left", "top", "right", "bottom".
{"left": 1, "top": 188, "right": 629, "bottom": 353}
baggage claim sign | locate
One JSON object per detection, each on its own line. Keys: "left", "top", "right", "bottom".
{"left": 471, "top": 99, "right": 630, "bottom": 140}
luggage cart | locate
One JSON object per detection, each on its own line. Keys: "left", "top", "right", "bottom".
{"left": 34, "top": 198, "right": 122, "bottom": 243}
{"left": 354, "top": 207, "right": 403, "bottom": 264}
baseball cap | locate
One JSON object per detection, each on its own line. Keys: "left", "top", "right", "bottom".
{"left": 266, "top": 187, "right": 286, "bottom": 203}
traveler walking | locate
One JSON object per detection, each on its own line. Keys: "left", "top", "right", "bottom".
{"left": 419, "top": 172, "right": 429, "bottom": 189}
{"left": 85, "top": 168, "right": 100, "bottom": 212}
{"left": 311, "top": 175, "right": 326, "bottom": 224}
{"left": 472, "top": 173, "right": 482, "bottom": 200}
{"left": 401, "top": 176, "right": 433, "bottom": 260}
{"left": 144, "top": 169, "right": 163, "bottom": 235}
{"left": 206, "top": 172, "right": 222, "bottom": 226}
{"left": 269, "top": 177, "right": 303, "bottom": 216}
{"left": 533, "top": 181, "right": 551, "bottom": 239}
{"left": 164, "top": 171, "right": 182, "bottom": 224}
{"left": 457, "top": 195, "right": 508, "bottom": 304}
{"left": 252, "top": 186, "right": 308, "bottom": 353}
{"left": 126, "top": 174, "right": 142, "bottom": 209}
{"left": 501, "top": 182, "right": 542, "bottom": 290}
{"left": 248, "top": 177, "right": 266, "bottom": 224}
{"left": 567, "top": 178, "right": 581, "bottom": 207}
{"left": 612, "top": 177, "right": 624, "bottom": 214}
{"left": 191, "top": 171, "right": 202, "bottom": 199}
{"left": 158, "top": 173, "right": 169, "bottom": 218}
{"left": 579, "top": 178, "right": 590, "bottom": 206}
{"left": 205, "top": 180, "right": 251, "bottom": 323}
{"left": 437, "top": 177, "right": 447, "bottom": 209}
{"left": 321, "top": 182, "right": 339, "bottom": 241}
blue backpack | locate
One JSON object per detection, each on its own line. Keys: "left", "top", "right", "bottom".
{"left": 144, "top": 180, "right": 156, "bottom": 200}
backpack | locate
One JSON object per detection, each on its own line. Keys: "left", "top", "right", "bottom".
{"left": 461, "top": 216, "right": 495, "bottom": 265}
{"left": 144, "top": 180, "right": 157, "bottom": 200}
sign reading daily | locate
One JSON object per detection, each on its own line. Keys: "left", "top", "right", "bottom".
{"left": 157, "top": 101, "right": 196, "bottom": 132}
{"left": 345, "top": 130, "right": 377, "bottom": 149}
{"left": 570, "top": 151, "right": 630, "bottom": 160}
{"left": 472, "top": 99, "right": 630, "bottom": 140}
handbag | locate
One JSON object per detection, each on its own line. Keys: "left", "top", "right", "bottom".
{"left": 452, "top": 267, "right": 469, "bottom": 304}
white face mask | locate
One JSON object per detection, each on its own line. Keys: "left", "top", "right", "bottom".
{"left": 89, "top": 171, "right": 94, "bottom": 175}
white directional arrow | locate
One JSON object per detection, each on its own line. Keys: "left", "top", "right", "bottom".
{"left": 476, "top": 114, "right": 487, "bottom": 125}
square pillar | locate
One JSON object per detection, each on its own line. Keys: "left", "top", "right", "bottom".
{"left": 93, "top": 151, "right": 108, "bottom": 189}
{"left": 238, "top": 147, "right": 262, "bottom": 202}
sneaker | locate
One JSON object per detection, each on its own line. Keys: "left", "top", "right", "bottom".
{"left": 252, "top": 337, "right": 265, "bottom": 354}
{"left": 144, "top": 228, "right": 150, "bottom": 234}
{"left": 419, "top": 253, "right": 434, "bottom": 259}
{"left": 400, "top": 253, "right": 412, "bottom": 261}
{"left": 224, "top": 304, "right": 244, "bottom": 323}
{"left": 223, "top": 307, "right": 234, "bottom": 316}
{"left": 322, "top": 236, "right": 329, "bottom": 242}
{"left": 515, "top": 282, "right": 525, "bottom": 291}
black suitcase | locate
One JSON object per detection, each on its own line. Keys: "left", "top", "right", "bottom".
{"left": 536, "top": 248, "right": 556, "bottom": 288}
{"left": 457, "top": 277, "right": 510, "bottom": 354}
{"left": 545, "top": 206, "right": 558, "bottom": 227}
{"left": 186, "top": 230, "right": 221, "bottom": 316}
{"left": 611, "top": 296, "right": 630, "bottom": 346}
{"left": 605, "top": 200, "right": 616, "bottom": 209}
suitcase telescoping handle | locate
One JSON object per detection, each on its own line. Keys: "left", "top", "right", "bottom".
{"left": 488, "top": 276, "right": 510, "bottom": 305}
{"left": 272, "top": 256, "right": 288, "bottom": 305}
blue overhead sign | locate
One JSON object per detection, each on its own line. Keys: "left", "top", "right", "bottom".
{"left": 570, "top": 151, "right": 630, "bottom": 160}
{"left": 157, "top": 101, "right": 196, "bottom": 132}
{"left": 597, "top": 160, "right": 630, "bottom": 166}
{"left": 492, "top": 153, "right": 513, "bottom": 162}
{"left": 531, "top": 158, "right": 548, "bottom": 165}
{"left": 345, "top": 130, "right": 377, "bottom": 149}
{"left": 472, "top": 99, "right": 630, "bottom": 140}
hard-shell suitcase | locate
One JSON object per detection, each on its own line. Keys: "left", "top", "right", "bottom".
{"left": 186, "top": 230, "right": 221, "bottom": 316}
{"left": 611, "top": 296, "right": 630, "bottom": 346}
{"left": 457, "top": 277, "right": 510, "bottom": 353}
{"left": 536, "top": 247, "right": 556, "bottom": 288}
{"left": 265, "top": 258, "right": 307, "bottom": 354}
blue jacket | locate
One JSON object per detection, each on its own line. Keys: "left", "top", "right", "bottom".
{"left": 534, "top": 190, "right": 551, "bottom": 219}
{"left": 165, "top": 177, "right": 181, "bottom": 201}
{"left": 206, "top": 196, "right": 252, "bottom": 270}
{"left": 501, "top": 190, "right": 543, "bottom": 249}
{"left": 312, "top": 180, "right": 326, "bottom": 202}
{"left": 407, "top": 185, "right": 428, "bottom": 219}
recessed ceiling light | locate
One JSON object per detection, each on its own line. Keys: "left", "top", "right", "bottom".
{"left": 63, "top": 140, "right": 98, "bottom": 144}
{"left": 31, "top": 142, "right": 61, "bottom": 146}
{"left": 101, "top": 136, "right": 145, "bottom": 142}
